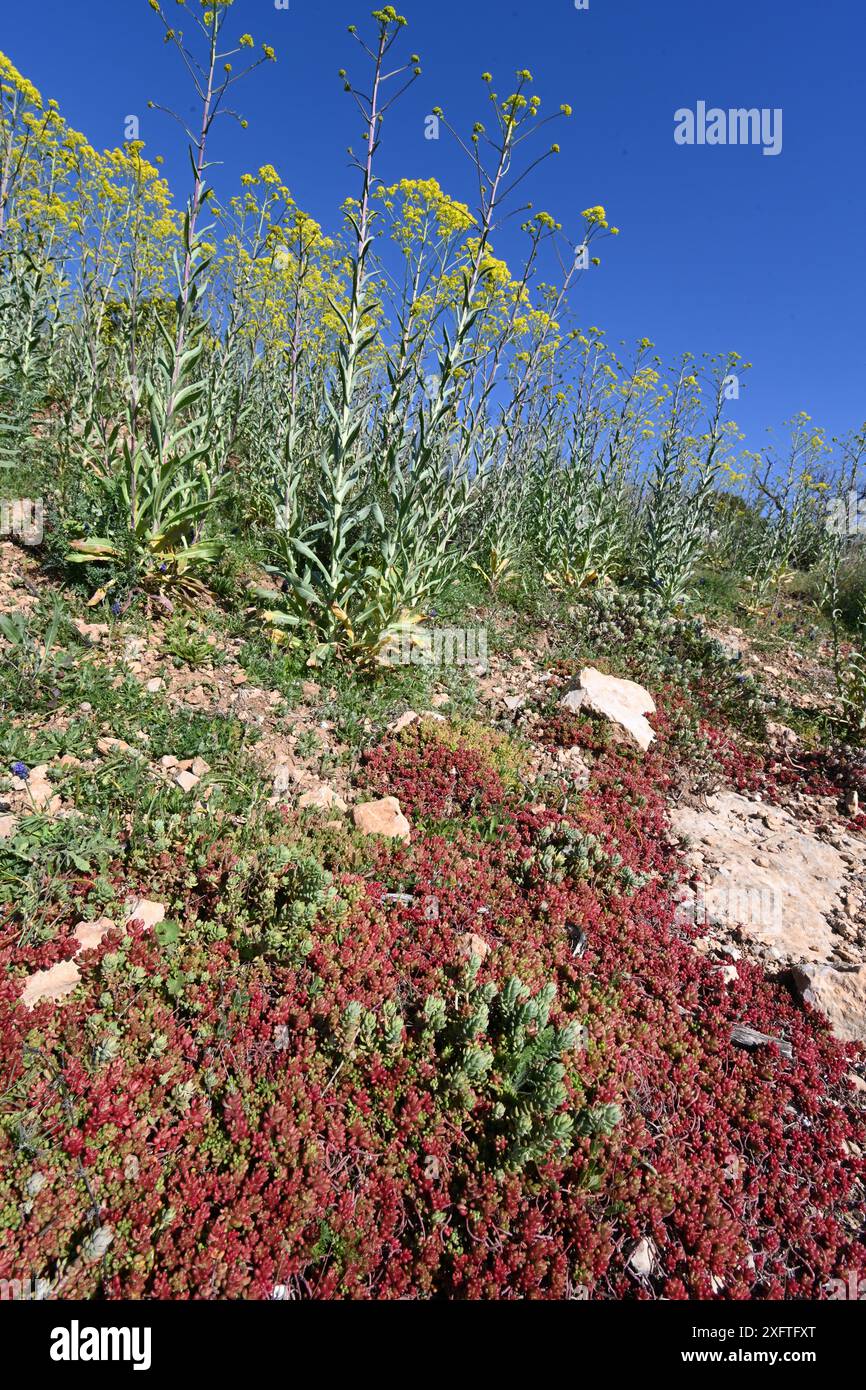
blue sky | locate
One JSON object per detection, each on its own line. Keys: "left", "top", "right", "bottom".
{"left": 4, "top": 0, "right": 865, "bottom": 454}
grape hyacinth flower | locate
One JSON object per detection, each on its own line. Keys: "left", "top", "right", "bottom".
{"left": 10, "top": 761, "right": 29, "bottom": 780}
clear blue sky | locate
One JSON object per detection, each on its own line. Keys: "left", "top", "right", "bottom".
{"left": 4, "top": 0, "right": 864, "bottom": 453}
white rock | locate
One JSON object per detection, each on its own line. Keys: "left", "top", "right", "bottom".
{"left": 627, "top": 1237, "right": 657, "bottom": 1278}
{"left": 791, "top": 963, "right": 866, "bottom": 1045}
{"left": 125, "top": 898, "right": 166, "bottom": 930}
{"left": 670, "top": 791, "right": 856, "bottom": 964}
{"left": 20, "top": 959, "right": 81, "bottom": 1010}
{"left": 298, "top": 784, "right": 348, "bottom": 813}
{"left": 389, "top": 711, "right": 419, "bottom": 734}
{"left": 561, "top": 668, "right": 656, "bottom": 751}
{"left": 73, "top": 917, "right": 115, "bottom": 952}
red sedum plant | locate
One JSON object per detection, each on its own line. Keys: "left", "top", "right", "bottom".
{"left": 0, "top": 713, "right": 863, "bottom": 1300}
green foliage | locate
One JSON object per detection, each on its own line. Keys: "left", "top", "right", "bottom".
{"left": 162, "top": 614, "right": 223, "bottom": 668}
{"left": 0, "top": 602, "right": 79, "bottom": 712}
{"left": 213, "top": 842, "right": 338, "bottom": 956}
{"left": 422, "top": 967, "right": 607, "bottom": 1173}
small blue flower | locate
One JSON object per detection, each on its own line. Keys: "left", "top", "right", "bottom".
{"left": 111, "top": 600, "right": 122, "bottom": 616}
{"left": 10, "top": 761, "right": 29, "bottom": 780}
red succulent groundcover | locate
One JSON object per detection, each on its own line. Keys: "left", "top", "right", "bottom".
{"left": 2, "top": 708, "right": 863, "bottom": 1300}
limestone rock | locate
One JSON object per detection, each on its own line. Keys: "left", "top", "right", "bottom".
{"left": 125, "top": 898, "right": 166, "bottom": 930}
{"left": 298, "top": 784, "right": 347, "bottom": 813}
{"left": 670, "top": 791, "right": 855, "bottom": 963}
{"left": 389, "top": 711, "right": 418, "bottom": 734}
{"left": 561, "top": 668, "right": 656, "bottom": 751}
{"left": 73, "top": 917, "right": 115, "bottom": 952}
{"left": 457, "top": 932, "right": 491, "bottom": 962}
{"left": 353, "top": 795, "right": 411, "bottom": 841}
{"left": 791, "top": 963, "right": 866, "bottom": 1045}
{"left": 21, "top": 959, "right": 80, "bottom": 1010}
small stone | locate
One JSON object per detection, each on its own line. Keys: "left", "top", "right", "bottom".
{"left": 301, "top": 681, "right": 321, "bottom": 700}
{"left": 389, "top": 711, "right": 418, "bottom": 734}
{"left": 96, "top": 737, "right": 131, "bottom": 756}
{"left": 561, "top": 668, "right": 656, "bottom": 751}
{"left": 790, "top": 962, "right": 866, "bottom": 1045}
{"left": 190, "top": 756, "right": 211, "bottom": 778}
{"left": 20, "top": 765, "right": 55, "bottom": 809}
{"left": 627, "top": 1237, "right": 657, "bottom": 1278}
{"left": 429, "top": 693, "right": 450, "bottom": 709}
{"left": 715, "top": 964, "right": 739, "bottom": 985}
{"left": 232, "top": 670, "right": 248, "bottom": 687}
{"left": 160, "top": 755, "right": 179, "bottom": 770}
{"left": 298, "top": 784, "right": 348, "bottom": 813}
{"left": 20, "top": 959, "right": 81, "bottom": 1010}
{"left": 73, "top": 619, "right": 109, "bottom": 644}
{"left": 353, "top": 796, "right": 411, "bottom": 841}
{"left": 145, "top": 678, "right": 164, "bottom": 694}
{"left": 457, "top": 932, "right": 491, "bottom": 962}
{"left": 504, "top": 695, "right": 524, "bottom": 712}
{"left": 73, "top": 917, "right": 115, "bottom": 952}
{"left": 0, "top": 814, "right": 17, "bottom": 839}
{"left": 125, "top": 898, "right": 166, "bottom": 931}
